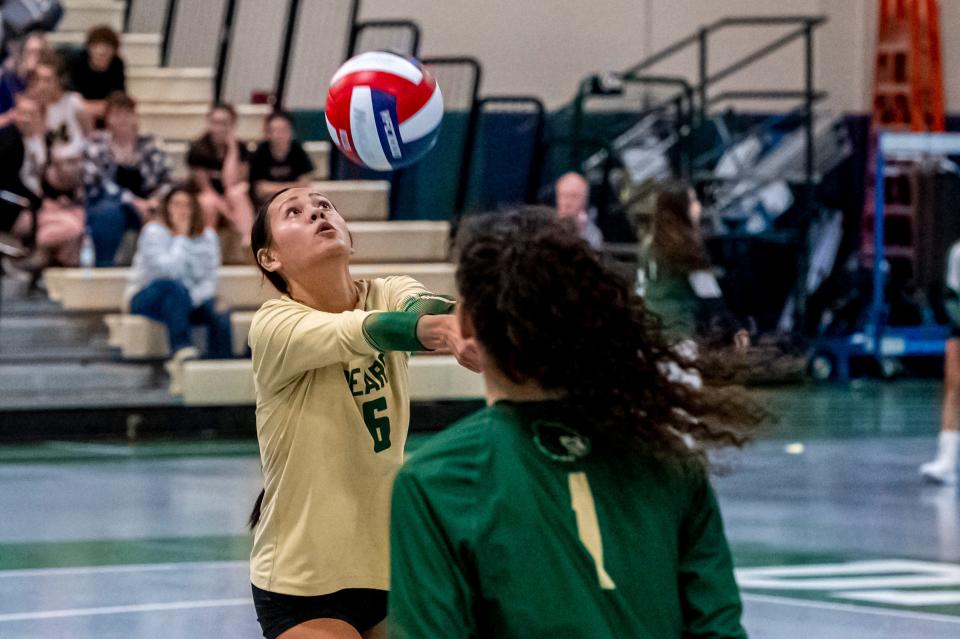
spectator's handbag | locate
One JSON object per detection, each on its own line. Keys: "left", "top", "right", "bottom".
{"left": 1, "top": 0, "right": 64, "bottom": 38}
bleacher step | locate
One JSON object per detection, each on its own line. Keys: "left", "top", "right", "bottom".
{"left": 181, "top": 355, "right": 485, "bottom": 406}
{"left": 127, "top": 67, "right": 214, "bottom": 104}
{"left": 45, "top": 263, "right": 456, "bottom": 312}
{"left": 0, "top": 315, "right": 108, "bottom": 351}
{"left": 164, "top": 140, "right": 330, "bottom": 180}
{"left": 140, "top": 103, "right": 271, "bottom": 142}
{"left": 0, "top": 361, "right": 159, "bottom": 395}
{"left": 48, "top": 32, "right": 161, "bottom": 67}
{"left": 61, "top": 0, "right": 124, "bottom": 33}
{"left": 312, "top": 180, "right": 389, "bottom": 221}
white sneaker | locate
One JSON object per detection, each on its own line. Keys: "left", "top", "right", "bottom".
{"left": 920, "top": 459, "right": 958, "bottom": 485}
{"left": 165, "top": 346, "right": 199, "bottom": 397}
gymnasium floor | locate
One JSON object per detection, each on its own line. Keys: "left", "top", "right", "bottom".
{"left": 1, "top": 381, "right": 958, "bottom": 638}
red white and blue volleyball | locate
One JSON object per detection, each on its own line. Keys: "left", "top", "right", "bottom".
{"left": 325, "top": 51, "right": 444, "bottom": 171}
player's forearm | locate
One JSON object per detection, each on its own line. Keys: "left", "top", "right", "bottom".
{"left": 362, "top": 311, "right": 426, "bottom": 352}
{"left": 361, "top": 306, "right": 460, "bottom": 353}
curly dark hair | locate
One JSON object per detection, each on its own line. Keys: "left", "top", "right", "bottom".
{"left": 455, "top": 207, "right": 762, "bottom": 463}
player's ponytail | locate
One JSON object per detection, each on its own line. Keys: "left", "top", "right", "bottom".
{"left": 454, "top": 207, "right": 762, "bottom": 463}
{"left": 249, "top": 488, "right": 264, "bottom": 530}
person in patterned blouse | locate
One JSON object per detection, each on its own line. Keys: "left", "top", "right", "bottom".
{"left": 83, "top": 92, "right": 171, "bottom": 266}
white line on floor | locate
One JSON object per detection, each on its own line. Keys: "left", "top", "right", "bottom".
{"left": 743, "top": 593, "right": 960, "bottom": 624}
{"left": 0, "top": 598, "right": 251, "bottom": 623}
{"left": 0, "top": 560, "right": 247, "bottom": 579}
{"left": 45, "top": 441, "right": 136, "bottom": 456}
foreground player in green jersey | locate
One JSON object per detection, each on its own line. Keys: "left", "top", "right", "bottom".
{"left": 389, "top": 208, "right": 761, "bottom": 638}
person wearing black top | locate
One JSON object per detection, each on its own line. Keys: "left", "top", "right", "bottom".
{"left": 187, "top": 103, "right": 254, "bottom": 264}
{"left": 0, "top": 94, "right": 45, "bottom": 233}
{"left": 249, "top": 111, "right": 314, "bottom": 210}
{"left": 66, "top": 25, "right": 126, "bottom": 124}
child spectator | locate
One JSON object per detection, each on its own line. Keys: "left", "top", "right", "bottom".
{"left": 124, "top": 185, "right": 232, "bottom": 396}
{"left": 66, "top": 24, "right": 125, "bottom": 122}
{"left": 187, "top": 103, "right": 254, "bottom": 264}
{"left": 83, "top": 92, "right": 170, "bottom": 266}
{"left": 249, "top": 111, "right": 313, "bottom": 209}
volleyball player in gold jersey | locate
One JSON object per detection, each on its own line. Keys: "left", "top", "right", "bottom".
{"left": 246, "top": 187, "right": 479, "bottom": 639}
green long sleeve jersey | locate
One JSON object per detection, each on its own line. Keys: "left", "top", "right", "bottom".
{"left": 389, "top": 400, "right": 746, "bottom": 639}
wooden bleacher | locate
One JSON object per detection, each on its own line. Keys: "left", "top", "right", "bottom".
{"left": 47, "top": 261, "right": 456, "bottom": 312}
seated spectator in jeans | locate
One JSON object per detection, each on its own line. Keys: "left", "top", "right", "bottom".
{"left": 249, "top": 111, "right": 313, "bottom": 209}
{"left": 124, "top": 185, "right": 232, "bottom": 396}
{"left": 0, "top": 93, "right": 45, "bottom": 234}
{"left": 83, "top": 92, "right": 170, "bottom": 265}
{"left": 0, "top": 32, "right": 50, "bottom": 127}
{"left": 12, "top": 142, "right": 86, "bottom": 272}
{"left": 187, "top": 103, "right": 254, "bottom": 265}
{"left": 65, "top": 24, "right": 126, "bottom": 123}
{"left": 27, "top": 50, "right": 89, "bottom": 154}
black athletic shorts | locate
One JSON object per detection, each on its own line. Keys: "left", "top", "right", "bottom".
{"left": 252, "top": 584, "right": 387, "bottom": 639}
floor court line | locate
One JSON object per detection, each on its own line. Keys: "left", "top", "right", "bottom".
{"left": 45, "top": 441, "right": 137, "bottom": 456}
{"left": 0, "top": 560, "right": 248, "bottom": 579}
{"left": 743, "top": 593, "right": 960, "bottom": 624}
{"left": 0, "top": 598, "right": 252, "bottom": 623}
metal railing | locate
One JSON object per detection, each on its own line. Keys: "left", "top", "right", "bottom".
{"left": 570, "top": 15, "right": 826, "bottom": 177}
{"left": 348, "top": 20, "right": 422, "bottom": 58}
{"left": 423, "top": 57, "right": 483, "bottom": 215}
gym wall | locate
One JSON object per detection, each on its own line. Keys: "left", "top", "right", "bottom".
{"left": 129, "top": 0, "right": 959, "bottom": 114}
{"left": 360, "top": 0, "right": 958, "bottom": 114}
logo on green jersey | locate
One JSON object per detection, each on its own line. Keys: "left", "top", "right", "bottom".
{"left": 532, "top": 421, "right": 591, "bottom": 462}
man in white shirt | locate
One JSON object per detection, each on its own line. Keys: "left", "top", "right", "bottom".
{"left": 555, "top": 171, "right": 603, "bottom": 249}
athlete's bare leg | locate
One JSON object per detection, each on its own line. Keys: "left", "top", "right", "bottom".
{"left": 277, "top": 618, "right": 362, "bottom": 639}
{"left": 362, "top": 619, "right": 387, "bottom": 639}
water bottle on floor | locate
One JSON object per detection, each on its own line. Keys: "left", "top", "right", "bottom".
{"left": 79, "top": 232, "right": 95, "bottom": 277}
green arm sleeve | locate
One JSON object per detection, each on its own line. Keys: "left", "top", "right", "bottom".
{"left": 678, "top": 475, "right": 747, "bottom": 639}
{"left": 400, "top": 292, "right": 457, "bottom": 315}
{"left": 361, "top": 312, "right": 425, "bottom": 353}
{"left": 389, "top": 469, "right": 477, "bottom": 639}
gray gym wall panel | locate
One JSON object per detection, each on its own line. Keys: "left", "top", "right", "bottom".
{"left": 127, "top": 0, "right": 166, "bottom": 34}
{"left": 167, "top": 0, "right": 228, "bottom": 69}
{"left": 283, "top": 0, "right": 356, "bottom": 110}
{"left": 351, "top": 23, "right": 418, "bottom": 58}
{"left": 222, "top": 0, "right": 288, "bottom": 105}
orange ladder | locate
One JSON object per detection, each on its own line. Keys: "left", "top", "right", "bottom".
{"left": 862, "top": 0, "right": 945, "bottom": 275}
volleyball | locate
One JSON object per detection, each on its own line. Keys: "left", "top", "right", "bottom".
{"left": 325, "top": 51, "right": 444, "bottom": 171}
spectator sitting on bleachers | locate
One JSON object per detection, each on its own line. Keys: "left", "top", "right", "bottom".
{"left": 65, "top": 25, "right": 126, "bottom": 123}
{"left": 83, "top": 92, "right": 170, "bottom": 266}
{"left": 249, "top": 111, "right": 313, "bottom": 210}
{"left": 187, "top": 103, "right": 254, "bottom": 265}
{"left": 11, "top": 141, "right": 86, "bottom": 273}
{"left": 555, "top": 171, "right": 603, "bottom": 249}
{"left": 0, "top": 32, "right": 50, "bottom": 128}
{"left": 0, "top": 93, "right": 45, "bottom": 235}
{"left": 124, "top": 184, "right": 232, "bottom": 396}
{"left": 27, "top": 50, "right": 89, "bottom": 155}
